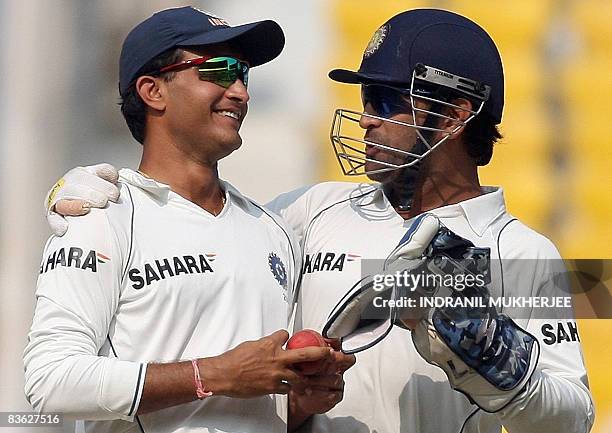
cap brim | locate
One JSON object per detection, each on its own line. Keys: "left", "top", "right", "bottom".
{"left": 329, "top": 69, "right": 409, "bottom": 86}
{"left": 180, "top": 20, "right": 284, "bottom": 67}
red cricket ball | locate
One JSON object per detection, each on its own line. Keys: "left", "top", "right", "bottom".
{"left": 286, "top": 329, "right": 329, "bottom": 375}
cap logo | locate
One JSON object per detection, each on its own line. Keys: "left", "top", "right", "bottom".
{"left": 188, "top": 6, "right": 229, "bottom": 26}
{"left": 364, "top": 24, "right": 388, "bottom": 59}
{"left": 208, "top": 17, "right": 229, "bottom": 26}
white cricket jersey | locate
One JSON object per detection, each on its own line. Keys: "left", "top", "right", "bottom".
{"left": 24, "top": 169, "right": 298, "bottom": 433}
{"left": 267, "top": 182, "right": 594, "bottom": 433}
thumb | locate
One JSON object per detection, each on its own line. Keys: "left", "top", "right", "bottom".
{"left": 324, "top": 338, "right": 342, "bottom": 351}
{"left": 385, "top": 213, "right": 439, "bottom": 266}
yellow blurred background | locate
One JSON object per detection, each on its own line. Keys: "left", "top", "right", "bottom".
{"left": 0, "top": 1, "right": 609, "bottom": 432}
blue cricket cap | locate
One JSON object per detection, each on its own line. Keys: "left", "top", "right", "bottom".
{"left": 329, "top": 9, "right": 504, "bottom": 123}
{"left": 119, "top": 6, "right": 285, "bottom": 96}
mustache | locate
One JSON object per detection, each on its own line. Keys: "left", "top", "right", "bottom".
{"left": 364, "top": 133, "right": 385, "bottom": 146}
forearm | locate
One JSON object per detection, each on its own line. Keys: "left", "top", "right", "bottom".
{"left": 138, "top": 357, "right": 230, "bottom": 415}
{"left": 137, "top": 360, "right": 200, "bottom": 415}
{"left": 497, "top": 369, "right": 594, "bottom": 433}
{"left": 142, "top": 332, "right": 334, "bottom": 414}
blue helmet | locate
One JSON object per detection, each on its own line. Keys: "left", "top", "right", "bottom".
{"left": 330, "top": 9, "right": 503, "bottom": 123}
{"left": 329, "top": 9, "right": 504, "bottom": 177}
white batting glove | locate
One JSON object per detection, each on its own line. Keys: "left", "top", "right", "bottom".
{"left": 45, "top": 163, "right": 120, "bottom": 236}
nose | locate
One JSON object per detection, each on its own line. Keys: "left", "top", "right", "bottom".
{"left": 359, "top": 103, "right": 384, "bottom": 130}
{"left": 225, "top": 79, "right": 250, "bottom": 104}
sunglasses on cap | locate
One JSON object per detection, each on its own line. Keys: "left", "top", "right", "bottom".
{"left": 158, "top": 56, "right": 250, "bottom": 89}
{"left": 361, "top": 84, "right": 415, "bottom": 118}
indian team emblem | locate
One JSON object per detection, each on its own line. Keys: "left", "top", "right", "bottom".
{"left": 363, "top": 24, "right": 388, "bottom": 59}
{"left": 268, "top": 253, "right": 288, "bottom": 290}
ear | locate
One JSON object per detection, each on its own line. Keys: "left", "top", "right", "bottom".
{"left": 444, "top": 98, "right": 473, "bottom": 139}
{"left": 135, "top": 75, "right": 166, "bottom": 112}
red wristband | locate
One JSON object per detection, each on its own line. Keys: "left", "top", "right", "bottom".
{"left": 191, "top": 359, "right": 213, "bottom": 399}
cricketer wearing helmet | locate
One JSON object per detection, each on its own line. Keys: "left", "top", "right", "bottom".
{"left": 44, "top": 9, "right": 594, "bottom": 433}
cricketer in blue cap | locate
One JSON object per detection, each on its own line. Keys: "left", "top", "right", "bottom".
{"left": 119, "top": 6, "right": 284, "bottom": 96}
{"left": 117, "top": 6, "right": 286, "bottom": 146}
{"left": 26, "top": 5, "right": 357, "bottom": 433}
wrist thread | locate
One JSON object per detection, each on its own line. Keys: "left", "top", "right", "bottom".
{"left": 191, "top": 359, "right": 213, "bottom": 399}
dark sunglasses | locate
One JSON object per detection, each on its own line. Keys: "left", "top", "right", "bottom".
{"left": 361, "top": 84, "right": 413, "bottom": 118}
{"left": 158, "top": 56, "right": 250, "bottom": 89}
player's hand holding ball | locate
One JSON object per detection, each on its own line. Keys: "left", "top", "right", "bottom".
{"left": 287, "top": 329, "right": 356, "bottom": 425}
{"left": 286, "top": 329, "right": 331, "bottom": 375}
{"left": 201, "top": 330, "right": 332, "bottom": 398}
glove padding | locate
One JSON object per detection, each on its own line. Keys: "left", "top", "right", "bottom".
{"left": 323, "top": 214, "right": 441, "bottom": 353}
{"left": 45, "top": 163, "right": 120, "bottom": 236}
{"left": 412, "top": 311, "right": 539, "bottom": 412}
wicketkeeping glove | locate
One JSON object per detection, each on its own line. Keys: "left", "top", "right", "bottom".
{"left": 323, "top": 213, "right": 539, "bottom": 412}
{"left": 323, "top": 213, "right": 441, "bottom": 352}
{"left": 412, "top": 309, "right": 539, "bottom": 412}
{"left": 45, "top": 163, "right": 120, "bottom": 236}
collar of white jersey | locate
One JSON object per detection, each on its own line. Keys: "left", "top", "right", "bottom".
{"left": 118, "top": 168, "right": 249, "bottom": 208}
{"left": 372, "top": 185, "right": 507, "bottom": 236}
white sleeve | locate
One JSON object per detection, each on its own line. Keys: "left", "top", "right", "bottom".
{"left": 495, "top": 239, "right": 594, "bottom": 432}
{"left": 23, "top": 209, "right": 146, "bottom": 421}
